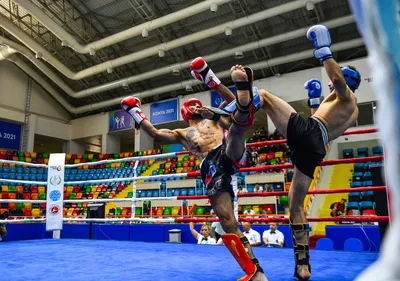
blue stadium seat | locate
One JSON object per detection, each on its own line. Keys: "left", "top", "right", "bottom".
{"left": 29, "top": 174, "right": 37, "bottom": 181}
{"left": 372, "top": 146, "right": 383, "bottom": 155}
{"left": 354, "top": 163, "right": 365, "bottom": 172}
{"left": 180, "top": 189, "right": 188, "bottom": 196}
{"left": 146, "top": 191, "right": 153, "bottom": 197}
{"left": 348, "top": 192, "right": 361, "bottom": 202}
{"left": 23, "top": 175, "right": 29, "bottom": 180}
{"left": 37, "top": 174, "right": 44, "bottom": 181}
{"left": 23, "top": 168, "right": 30, "bottom": 174}
{"left": 71, "top": 169, "right": 77, "bottom": 175}
{"left": 363, "top": 172, "right": 372, "bottom": 181}
{"left": 2, "top": 167, "right": 9, "bottom": 173}
{"left": 188, "top": 188, "right": 195, "bottom": 196}
{"left": 160, "top": 191, "right": 166, "bottom": 197}
{"left": 357, "top": 147, "right": 369, "bottom": 157}
{"left": 152, "top": 190, "right": 159, "bottom": 197}
{"left": 77, "top": 169, "right": 83, "bottom": 175}
{"left": 197, "top": 188, "right": 204, "bottom": 195}
{"left": 9, "top": 167, "right": 16, "bottom": 173}
{"left": 174, "top": 189, "right": 180, "bottom": 196}
{"left": 167, "top": 190, "right": 173, "bottom": 197}
{"left": 360, "top": 201, "right": 374, "bottom": 210}
{"left": 352, "top": 172, "right": 364, "bottom": 181}
{"left": 363, "top": 181, "right": 373, "bottom": 186}
{"left": 343, "top": 148, "right": 354, "bottom": 159}
{"left": 351, "top": 181, "right": 362, "bottom": 188}
{"left": 347, "top": 201, "right": 359, "bottom": 210}
{"left": 9, "top": 173, "right": 16, "bottom": 179}
{"left": 140, "top": 192, "right": 146, "bottom": 198}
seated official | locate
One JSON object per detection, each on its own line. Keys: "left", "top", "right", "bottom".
{"left": 190, "top": 222, "right": 216, "bottom": 245}
{"left": 242, "top": 222, "right": 261, "bottom": 246}
{"left": 0, "top": 212, "right": 8, "bottom": 242}
{"left": 262, "top": 223, "right": 284, "bottom": 247}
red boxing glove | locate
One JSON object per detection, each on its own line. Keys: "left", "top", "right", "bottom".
{"left": 190, "top": 57, "right": 221, "bottom": 89}
{"left": 121, "top": 96, "right": 147, "bottom": 129}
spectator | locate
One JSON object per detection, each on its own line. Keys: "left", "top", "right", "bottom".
{"left": 254, "top": 183, "right": 264, "bottom": 193}
{"left": 190, "top": 222, "right": 216, "bottom": 245}
{"left": 0, "top": 212, "right": 7, "bottom": 242}
{"left": 330, "top": 198, "right": 347, "bottom": 216}
{"left": 243, "top": 206, "right": 255, "bottom": 218}
{"left": 238, "top": 184, "right": 248, "bottom": 194}
{"left": 242, "top": 222, "right": 261, "bottom": 246}
{"left": 262, "top": 223, "right": 284, "bottom": 247}
{"left": 264, "top": 183, "right": 271, "bottom": 192}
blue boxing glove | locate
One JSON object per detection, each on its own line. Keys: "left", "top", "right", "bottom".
{"left": 306, "top": 25, "right": 333, "bottom": 62}
{"left": 304, "top": 79, "right": 322, "bottom": 108}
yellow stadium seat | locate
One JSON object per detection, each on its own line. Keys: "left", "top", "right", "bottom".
{"left": 83, "top": 165, "right": 89, "bottom": 169}
{"left": 25, "top": 157, "right": 32, "bottom": 163}
{"left": 178, "top": 156, "right": 184, "bottom": 162}
{"left": 38, "top": 186, "right": 46, "bottom": 194}
{"left": 165, "top": 162, "right": 171, "bottom": 169}
{"left": 116, "top": 162, "right": 121, "bottom": 168}
{"left": 24, "top": 203, "right": 32, "bottom": 210}
{"left": 9, "top": 164, "right": 15, "bottom": 168}
{"left": 124, "top": 152, "right": 129, "bottom": 157}
{"left": 253, "top": 205, "right": 260, "bottom": 213}
{"left": 32, "top": 208, "right": 41, "bottom": 217}
{"left": 111, "top": 163, "right": 116, "bottom": 168}
{"left": 74, "top": 159, "right": 81, "bottom": 164}
{"left": 275, "top": 152, "right": 283, "bottom": 158}
{"left": 2, "top": 186, "right": 8, "bottom": 192}
{"left": 67, "top": 186, "right": 74, "bottom": 193}
{"left": 31, "top": 152, "right": 37, "bottom": 158}
{"left": 93, "top": 192, "right": 99, "bottom": 199}
{"left": 149, "top": 160, "right": 155, "bottom": 165}
{"left": 91, "top": 186, "right": 97, "bottom": 192}
{"left": 88, "top": 154, "right": 94, "bottom": 160}
{"left": 171, "top": 206, "right": 180, "bottom": 216}
{"left": 67, "top": 208, "right": 74, "bottom": 216}
{"left": 176, "top": 168, "right": 183, "bottom": 173}
{"left": 66, "top": 154, "right": 72, "bottom": 160}
{"left": 44, "top": 158, "right": 49, "bottom": 164}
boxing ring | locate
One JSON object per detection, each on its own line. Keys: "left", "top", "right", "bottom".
{"left": 0, "top": 127, "right": 386, "bottom": 281}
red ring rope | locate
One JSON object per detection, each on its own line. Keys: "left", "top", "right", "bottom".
{"left": 186, "top": 155, "right": 384, "bottom": 178}
{"left": 175, "top": 216, "right": 389, "bottom": 223}
{"left": 176, "top": 186, "right": 387, "bottom": 200}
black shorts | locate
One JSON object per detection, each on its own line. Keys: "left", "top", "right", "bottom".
{"left": 200, "top": 139, "right": 245, "bottom": 199}
{"left": 287, "top": 113, "right": 328, "bottom": 178}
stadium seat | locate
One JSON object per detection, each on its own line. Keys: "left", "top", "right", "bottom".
{"left": 372, "top": 146, "right": 383, "bottom": 155}
{"left": 363, "top": 172, "right": 372, "bottom": 181}
{"left": 343, "top": 148, "right": 354, "bottom": 159}
{"left": 361, "top": 191, "right": 374, "bottom": 201}
{"left": 354, "top": 163, "right": 365, "bottom": 172}
{"left": 351, "top": 181, "right": 363, "bottom": 188}
{"left": 347, "top": 202, "right": 360, "bottom": 215}
{"left": 352, "top": 172, "right": 364, "bottom": 181}
{"left": 360, "top": 201, "right": 374, "bottom": 210}
{"left": 349, "top": 192, "right": 361, "bottom": 202}
{"left": 357, "top": 147, "right": 369, "bottom": 157}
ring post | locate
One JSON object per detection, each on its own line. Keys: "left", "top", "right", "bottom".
{"left": 46, "top": 153, "right": 66, "bottom": 239}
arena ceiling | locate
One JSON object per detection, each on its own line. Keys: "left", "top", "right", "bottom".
{"left": 0, "top": 0, "right": 366, "bottom": 118}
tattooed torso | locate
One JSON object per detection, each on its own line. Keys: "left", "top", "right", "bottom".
{"left": 177, "top": 119, "right": 224, "bottom": 160}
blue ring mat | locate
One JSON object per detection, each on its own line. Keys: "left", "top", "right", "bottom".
{"left": 3, "top": 239, "right": 378, "bottom": 281}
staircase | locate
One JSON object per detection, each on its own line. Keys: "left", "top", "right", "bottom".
{"left": 105, "top": 160, "right": 164, "bottom": 215}
{"left": 314, "top": 163, "right": 354, "bottom": 235}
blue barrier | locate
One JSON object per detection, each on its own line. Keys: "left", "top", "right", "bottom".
{"left": 2, "top": 223, "right": 380, "bottom": 252}
{"left": 326, "top": 225, "right": 380, "bottom": 251}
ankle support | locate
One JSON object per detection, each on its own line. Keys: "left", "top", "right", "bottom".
{"left": 290, "top": 218, "right": 311, "bottom": 278}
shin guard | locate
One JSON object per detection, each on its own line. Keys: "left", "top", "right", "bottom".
{"left": 290, "top": 217, "right": 311, "bottom": 280}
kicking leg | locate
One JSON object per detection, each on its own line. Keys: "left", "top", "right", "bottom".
{"left": 258, "top": 89, "right": 296, "bottom": 138}
{"left": 289, "top": 167, "right": 313, "bottom": 280}
{"left": 210, "top": 192, "right": 267, "bottom": 281}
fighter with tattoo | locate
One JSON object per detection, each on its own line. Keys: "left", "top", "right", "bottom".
{"left": 121, "top": 57, "right": 268, "bottom": 281}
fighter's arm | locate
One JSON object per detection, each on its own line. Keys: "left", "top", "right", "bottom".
{"left": 140, "top": 120, "right": 182, "bottom": 144}
{"left": 190, "top": 57, "right": 235, "bottom": 107}
{"left": 306, "top": 24, "right": 351, "bottom": 100}
{"left": 189, "top": 222, "right": 200, "bottom": 240}
{"left": 323, "top": 58, "right": 351, "bottom": 100}
{"left": 121, "top": 96, "right": 183, "bottom": 144}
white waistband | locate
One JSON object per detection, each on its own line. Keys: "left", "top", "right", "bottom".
{"left": 311, "top": 116, "right": 329, "bottom": 146}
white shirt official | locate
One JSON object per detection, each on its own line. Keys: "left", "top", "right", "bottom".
{"left": 243, "top": 229, "right": 261, "bottom": 245}
{"left": 197, "top": 234, "right": 216, "bottom": 245}
{"left": 262, "top": 229, "right": 284, "bottom": 246}
{"left": 243, "top": 209, "right": 255, "bottom": 218}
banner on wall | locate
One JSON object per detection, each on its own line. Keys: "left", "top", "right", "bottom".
{"left": 150, "top": 98, "right": 178, "bottom": 125}
{"left": 109, "top": 110, "right": 134, "bottom": 132}
{"left": 210, "top": 87, "right": 235, "bottom": 108}
{"left": 46, "top": 153, "right": 66, "bottom": 231}
{"left": 0, "top": 120, "right": 22, "bottom": 150}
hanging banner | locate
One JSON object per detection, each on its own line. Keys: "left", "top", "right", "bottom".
{"left": 210, "top": 87, "right": 235, "bottom": 108}
{"left": 46, "top": 153, "right": 66, "bottom": 231}
{"left": 150, "top": 99, "right": 178, "bottom": 125}
{"left": 0, "top": 120, "right": 22, "bottom": 150}
{"left": 109, "top": 110, "right": 134, "bottom": 132}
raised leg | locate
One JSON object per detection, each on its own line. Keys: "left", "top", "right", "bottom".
{"left": 289, "top": 167, "right": 313, "bottom": 280}
{"left": 258, "top": 89, "right": 296, "bottom": 138}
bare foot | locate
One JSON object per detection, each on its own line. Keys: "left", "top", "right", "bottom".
{"left": 296, "top": 265, "right": 311, "bottom": 280}
{"left": 252, "top": 272, "right": 269, "bottom": 281}
{"left": 230, "top": 65, "right": 252, "bottom": 125}
{"left": 197, "top": 107, "right": 214, "bottom": 120}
